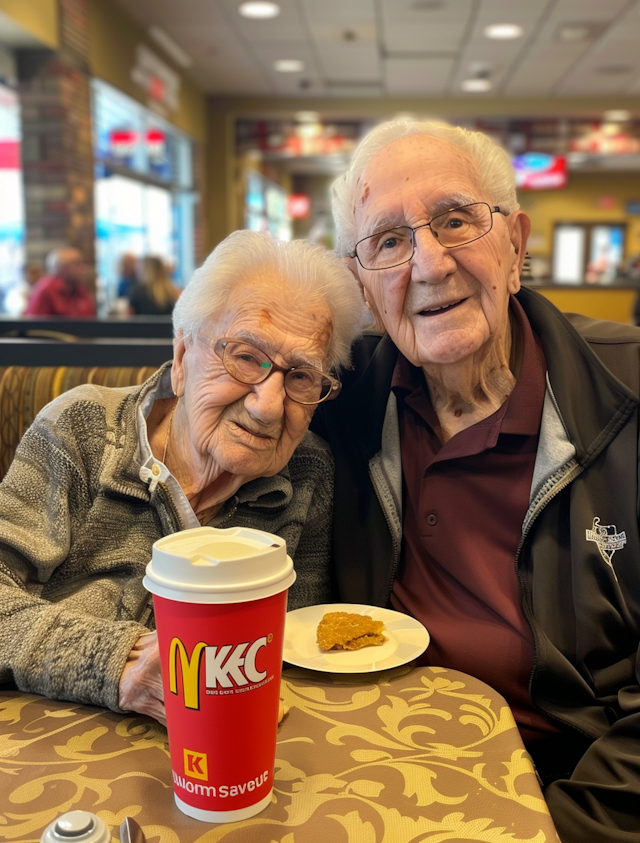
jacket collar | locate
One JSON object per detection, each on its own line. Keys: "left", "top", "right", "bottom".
{"left": 517, "top": 287, "right": 638, "bottom": 466}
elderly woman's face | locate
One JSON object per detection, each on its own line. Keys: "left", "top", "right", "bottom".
{"left": 171, "top": 275, "right": 333, "bottom": 481}
{"left": 352, "top": 135, "right": 528, "bottom": 369}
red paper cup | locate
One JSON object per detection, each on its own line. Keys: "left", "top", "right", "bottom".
{"left": 144, "top": 527, "right": 296, "bottom": 823}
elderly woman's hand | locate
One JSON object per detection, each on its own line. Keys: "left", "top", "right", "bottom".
{"left": 118, "top": 631, "right": 165, "bottom": 725}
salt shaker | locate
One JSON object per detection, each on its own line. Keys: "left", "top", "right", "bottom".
{"left": 40, "top": 811, "right": 110, "bottom": 843}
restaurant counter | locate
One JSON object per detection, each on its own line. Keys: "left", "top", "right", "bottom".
{"left": 0, "top": 665, "right": 560, "bottom": 842}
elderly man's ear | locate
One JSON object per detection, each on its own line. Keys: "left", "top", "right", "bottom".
{"left": 508, "top": 211, "right": 532, "bottom": 294}
{"left": 171, "top": 330, "right": 186, "bottom": 397}
{"left": 343, "top": 255, "right": 385, "bottom": 332}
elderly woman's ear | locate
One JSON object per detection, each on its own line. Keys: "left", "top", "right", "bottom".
{"left": 171, "top": 330, "right": 187, "bottom": 398}
{"left": 507, "top": 211, "right": 532, "bottom": 294}
{"left": 342, "top": 255, "right": 384, "bottom": 332}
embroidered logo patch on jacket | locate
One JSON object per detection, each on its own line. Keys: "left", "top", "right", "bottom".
{"left": 586, "top": 517, "right": 626, "bottom": 578}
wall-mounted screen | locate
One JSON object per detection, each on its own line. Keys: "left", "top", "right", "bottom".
{"left": 513, "top": 153, "right": 568, "bottom": 190}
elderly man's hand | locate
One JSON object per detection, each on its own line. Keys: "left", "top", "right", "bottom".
{"left": 118, "top": 631, "right": 165, "bottom": 725}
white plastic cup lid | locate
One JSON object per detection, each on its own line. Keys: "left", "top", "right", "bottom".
{"left": 143, "top": 525, "right": 296, "bottom": 604}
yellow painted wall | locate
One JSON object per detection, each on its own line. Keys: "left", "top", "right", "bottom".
{"left": 535, "top": 286, "right": 637, "bottom": 324}
{"left": 0, "top": 0, "right": 58, "bottom": 48}
{"left": 518, "top": 172, "right": 640, "bottom": 262}
{"left": 87, "top": 0, "right": 206, "bottom": 142}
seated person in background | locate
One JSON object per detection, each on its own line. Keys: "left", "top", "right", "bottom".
{"left": 0, "top": 230, "right": 368, "bottom": 727}
{"left": 116, "top": 251, "right": 139, "bottom": 300}
{"left": 24, "top": 247, "right": 96, "bottom": 317}
{"left": 312, "top": 118, "right": 640, "bottom": 842}
{"left": 129, "top": 255, "right": 181, "bottom": 316}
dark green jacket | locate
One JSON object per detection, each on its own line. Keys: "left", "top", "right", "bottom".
{"left": 313, "top": 286, "right": 640, "bottom": 842}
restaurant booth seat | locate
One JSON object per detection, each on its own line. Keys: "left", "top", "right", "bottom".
{"left": 0, "top": 365, "right": 157, "bottom": 480}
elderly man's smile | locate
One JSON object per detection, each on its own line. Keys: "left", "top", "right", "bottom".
{"left": 417, "top": 296, "right": 469, "bottom": 317}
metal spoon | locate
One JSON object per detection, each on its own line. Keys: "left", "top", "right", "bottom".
{"left": 119, "top": 816, "right": 146, "bottom": 843}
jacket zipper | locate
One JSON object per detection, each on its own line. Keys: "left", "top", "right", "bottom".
{"left": 515, "top": 459, "right": 595, "bottom": 739}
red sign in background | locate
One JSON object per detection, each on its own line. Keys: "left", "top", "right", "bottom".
{"left": 287, "top": 194, "right": 312, "bottom": 219}
{"left": 0, "top": 141, "right": 20, "bottom": 170}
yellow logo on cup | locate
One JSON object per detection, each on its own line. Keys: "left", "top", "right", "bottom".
{"left": 184, "top": 748, "right": 208, "bottom": 781}
{"left": 169, "top": 637, "right": 207, "bottom": 710}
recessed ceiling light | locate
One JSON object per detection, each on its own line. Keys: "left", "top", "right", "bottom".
{"left": 604, "top": 109, "right": 631, "bottom": 122}
{"left": 239, "top": 2, "right": 280, "bottom": 20}
{"left": 483, "top": 23, "right": 523, "bottom": 40}
{"left": 295, "top": 110, "right": 320, "bottom": 122}
{"left": 461, "top": 78, "right": 492, "bottom": 92}
{"left": 556, "top": 22, "right": 603, "bottom": 43}
{"left": 274, "top": 59, "right": 304, "bottom": 73}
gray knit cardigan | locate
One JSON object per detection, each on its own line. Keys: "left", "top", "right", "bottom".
{"left": 0, "top": 366, "right": 334, "bottom": 712}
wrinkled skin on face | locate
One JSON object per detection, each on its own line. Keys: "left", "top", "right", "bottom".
{"left": 349, "top": 134, "right": 531, "bottom": 439}
{"left": 163, "top": 273, "right": 334, "bottom": 515}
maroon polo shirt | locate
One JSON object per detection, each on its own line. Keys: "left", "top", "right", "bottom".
{"left": 390, "top": 296, "right": 557, "bottom": 742}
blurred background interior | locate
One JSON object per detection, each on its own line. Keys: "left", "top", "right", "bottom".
{"left": 2, "top": 0, "right": 640, "bottom": 326}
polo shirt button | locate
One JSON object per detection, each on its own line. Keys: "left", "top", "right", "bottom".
{"left": 152, "top": 464, "right": 161, "bottom": 477}
{"left": 426, "top": 512, "right": 437, "bottom": 526}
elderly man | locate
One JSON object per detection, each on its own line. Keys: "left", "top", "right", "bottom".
{"left": 312, "top": 119, "right": 640, "bottom": 842}
{"left": 25, "top": 246, "right": 96, "bottom": 316}
{"left": 0, "top": 231, "right": 368, "bottom": 726}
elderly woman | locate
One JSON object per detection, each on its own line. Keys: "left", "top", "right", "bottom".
{"left": 312, "top": 119, "right": 640, "bottom": 842}
{"left": 0, "top": 230, "right": 368, "bottom": 726}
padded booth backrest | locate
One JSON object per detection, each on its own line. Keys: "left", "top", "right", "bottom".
{"left": 0, "top": 366, "right": 157, "bottom": 480}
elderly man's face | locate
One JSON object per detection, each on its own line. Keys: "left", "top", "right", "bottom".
{"left": 171, "top": 275, "right": 333, "bottom": 481}
{"left": 352, "top": 135, "right": 529, "bottom": 370}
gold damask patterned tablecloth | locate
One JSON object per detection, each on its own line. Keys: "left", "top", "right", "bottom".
{"left": 0, "top": 666, "right": 559, "bottom": 843}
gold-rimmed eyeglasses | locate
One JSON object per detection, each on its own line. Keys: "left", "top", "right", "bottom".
{"left": 351, "top": 202, "right": 504, "bottom": 271}
{"left": 197, "top": 335, "right": 342, "bottom": 405}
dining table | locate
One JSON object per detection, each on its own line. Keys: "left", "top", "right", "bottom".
{"left": 0, "top": 664, "right": 560, "bottom": 843}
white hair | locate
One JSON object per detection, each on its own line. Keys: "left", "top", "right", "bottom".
{"left": 45, "top": 247, "right": 80, "bottom": 275}
{"left": 173, "top": 229, "right": 370, "bottom": 370}
{"left": 331, "top": 118, "right": 520, "bottom": 257}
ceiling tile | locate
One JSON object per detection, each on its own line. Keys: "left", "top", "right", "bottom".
{"left": 449, "top": 0, "right": 552, "bottom": 95}
{"left": 313, "top": 42, "right": 380, "bottom": 82}
{"left": 300, "top": 0, "right": 376, "bottom": 26}
{"left": 384, "top": 56, "right": 454, "bottom": 94}
{"left": 107, "top": 0, "right": 640, "bottom": 100}
{"left": 380, "top": 0, "right": 474, "bottom": 54}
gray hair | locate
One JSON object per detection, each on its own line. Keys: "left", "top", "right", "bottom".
{"left": 173, "top": 229, "right": 370, "bottom": 370}
{"left": 331, "top": 118, "right": 520, "bottom": 257}
{"left": 45, "top": 247, "right": 81, "bottom": 275}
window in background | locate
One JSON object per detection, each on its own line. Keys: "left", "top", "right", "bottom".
{"left": 552, "top": 222, "right": 626, "bottom": 285}
{"left": 0, "top": 83, "right": 24, "bottom": 312}
{"left": 244, "top": 170, "right": 291, "bottom": 240}
{"left": 91, "top": 79, "right": 196, "bottom": 310}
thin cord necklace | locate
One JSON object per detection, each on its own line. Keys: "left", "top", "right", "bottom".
{"left": 162, "top": 403, "right": 177, "bottom": 466}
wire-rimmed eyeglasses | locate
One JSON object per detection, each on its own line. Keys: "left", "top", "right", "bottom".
{"left": 351, "top": 202, "right": 504, "bottom": 271}
{"left": 197, "top": 335, "right": 342, "bottom": 405}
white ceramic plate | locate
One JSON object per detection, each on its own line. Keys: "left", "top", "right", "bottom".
{"left": 283, "top": 603, "right": 430, "bottom": 673}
